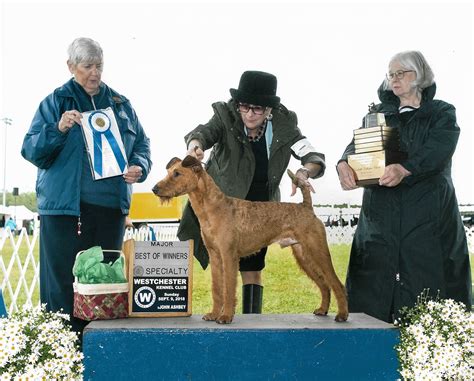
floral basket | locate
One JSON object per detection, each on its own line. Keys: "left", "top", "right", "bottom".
{"left": 395, "top": 290, "right": 474, "bottom": 380}
{"left": 0, "top": 305, "right": 84, "bottom": 380}
{"left": 73, "top": 250, "right": 129, "bottom": 321}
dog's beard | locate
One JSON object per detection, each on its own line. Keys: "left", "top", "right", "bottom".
{"left": 158, "top": 196, "right": 172, "bottom": 204}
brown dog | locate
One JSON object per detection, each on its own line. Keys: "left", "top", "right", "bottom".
{"left": 153, "top": 156, "right": 348, "bottom": 324}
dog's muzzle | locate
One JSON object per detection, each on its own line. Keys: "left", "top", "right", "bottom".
{"left": 152, "top": 186, "right": 172, "bottom": 203}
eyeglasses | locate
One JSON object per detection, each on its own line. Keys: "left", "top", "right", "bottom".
{"left": 238, "top": 103, "right": 267, "bottom": 115}
{"left": 386, "top": 70, "right": 415, "bottom": 81}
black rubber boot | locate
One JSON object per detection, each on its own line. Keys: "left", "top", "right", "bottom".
{"left": 242, "top": 284, "right": 263, "bottom": 314}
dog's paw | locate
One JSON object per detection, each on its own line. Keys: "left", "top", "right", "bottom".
{"left": 335, "top": 312, "right": 349, "bottom": 322}
{"left": 202, "top": 313, "right": 218, "bottom": 321}
{"left": 216, "top": 314, "right": 233, "bottom": 324}
{"left": 313, "top": 308, "right": 328, "bottom": 316}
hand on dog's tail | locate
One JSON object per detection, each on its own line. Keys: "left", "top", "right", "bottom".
{"left": 287, "top": 169, "right": 313, "bottom": 209}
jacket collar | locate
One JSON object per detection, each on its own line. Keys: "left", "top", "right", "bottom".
{"left": 56, "top": 78, "right": 126, "bottom": 105}
{"left": 56, "top": 78, "right": 99, "bottom": 97}
{"left": 377, "top": 82, "right": 437, "bottom": 117}
{"left": 378, "top": 82, "right": 436, "bottom": 104}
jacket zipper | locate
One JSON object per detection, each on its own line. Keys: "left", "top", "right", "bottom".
{"left": 76, "top": 94, "right": 97, "bottom": 236}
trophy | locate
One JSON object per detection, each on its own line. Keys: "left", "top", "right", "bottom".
{"left": 347, "top": 111, "right": 406, "bottom": 186}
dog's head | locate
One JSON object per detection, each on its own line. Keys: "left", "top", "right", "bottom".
{"left": 151, "top": 155, "right": 204, "bottom": 203}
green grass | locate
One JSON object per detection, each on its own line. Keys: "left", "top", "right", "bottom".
{"left": 1, "top": 238, "right": 473, "bottom": 315}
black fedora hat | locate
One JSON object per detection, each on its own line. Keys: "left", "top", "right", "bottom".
{"left": 230, "top": 71, "right": 280, "bottom": 108}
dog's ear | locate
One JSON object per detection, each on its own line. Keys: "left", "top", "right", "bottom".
{"left": 182, "top": 155, "right": 203, "bottom": 173}
{"left": 166, "top": 157, "right": 181, "bottom": 169}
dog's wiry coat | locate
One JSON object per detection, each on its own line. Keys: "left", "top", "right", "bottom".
{"left": 153, "top": 156, "right": 348, "bottom": 324}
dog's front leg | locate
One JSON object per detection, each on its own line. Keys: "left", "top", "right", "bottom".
{"left": 217, "top": 254, "right": 239, "bottom": 324}
{"left": 202, "top": 250, "right": 224, "bottom": 322}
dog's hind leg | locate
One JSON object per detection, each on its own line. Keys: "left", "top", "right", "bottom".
{"left": 291, "top": 244, "right": 331, "bottom": 316}
{"left": 203, "top": 249, "right": 224, "bottom": 321}
{"left": 308, "top": 239, "right": 349, "bottom": 322}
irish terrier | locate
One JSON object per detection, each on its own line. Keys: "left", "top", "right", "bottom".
{"left": 152, "top": 156, "right": 348, "bottom": 324}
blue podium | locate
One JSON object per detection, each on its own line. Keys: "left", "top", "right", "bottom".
{"left": 83, "top": 313, "right": 399, "bottom": 380}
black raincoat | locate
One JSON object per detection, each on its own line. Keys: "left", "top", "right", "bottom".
{"left": 339, "top": 83, "right": 472, "bottom": 322}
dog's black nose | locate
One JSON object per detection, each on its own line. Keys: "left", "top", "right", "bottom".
{"left": 152, "top": 185, "right": 159, "bottom": 195}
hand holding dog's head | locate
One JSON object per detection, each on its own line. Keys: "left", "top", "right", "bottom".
{"left": 182, "top": 155, "right": 203, "bottom": 173}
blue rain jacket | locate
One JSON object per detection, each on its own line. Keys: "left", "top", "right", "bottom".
{"left": 21, "top": 79, "right": 152, "bottom": 216}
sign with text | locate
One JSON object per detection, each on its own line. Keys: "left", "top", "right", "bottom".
{"left": 129, "top": 240, "right": 193, "bottom": 317}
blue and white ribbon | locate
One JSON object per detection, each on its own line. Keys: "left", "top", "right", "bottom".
{"left": 88, "top": 110, "right": 127, "bottom": 177}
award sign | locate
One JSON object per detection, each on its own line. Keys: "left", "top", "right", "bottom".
{"left": 80, "top": 107, "right": 128, "bottom": 180}
{"left": 129, "top": 240, "right": 193, "bottom": 317}
{"left": 348, "top": 112, "right": 406, "bottom": 186}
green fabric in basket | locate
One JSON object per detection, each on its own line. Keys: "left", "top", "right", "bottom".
{"left": 72, "top": 246, "right": 127, "bottom": 284}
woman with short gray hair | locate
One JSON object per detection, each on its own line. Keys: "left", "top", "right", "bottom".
{"left": 22, "top": 37, "right": 152, "bottom": 341}
{"left": 336, "top": 50, "right": 471, "bottom": 323}
{"left": 382, "top": 50, "right": 435, "bottom": 99}
{"left": 67, "top": 37, "right": 103, "bottom": 65}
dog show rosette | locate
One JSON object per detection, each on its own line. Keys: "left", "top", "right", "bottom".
{"left": 81, "top": 107, "right": 128, "bottom": 180}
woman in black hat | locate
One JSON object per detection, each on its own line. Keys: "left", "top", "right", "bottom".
{"left": 177, "top": 70, "right": 326, "bottom": 314}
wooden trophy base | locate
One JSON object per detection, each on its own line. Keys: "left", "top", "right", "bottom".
{"left": 348, "top": 150, "right": 407, "bottom": 186}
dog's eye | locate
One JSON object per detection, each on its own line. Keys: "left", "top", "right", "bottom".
{"left": 173, "top": 171, "right": 181, "bottom": 178}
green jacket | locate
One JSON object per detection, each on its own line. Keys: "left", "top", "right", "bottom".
{"left": 178, "top": 100, "right": 326, "bottom": 268}
{"left": 340, "top": 83, "right": 472, "bottom": 322}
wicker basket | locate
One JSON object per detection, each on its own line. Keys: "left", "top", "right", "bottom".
{"left": 73, "top": 250, "right": 128, "bottom": 321}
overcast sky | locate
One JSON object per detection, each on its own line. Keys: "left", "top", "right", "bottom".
{"left": 1, "top": 0, "right": 472, "bottom": 206}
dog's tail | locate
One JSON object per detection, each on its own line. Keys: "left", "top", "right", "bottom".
{"left": 287, "top": 169, "right": 312, "bottom": 209}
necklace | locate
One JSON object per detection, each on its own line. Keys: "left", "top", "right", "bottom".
{"left": 247, "top": 121, "right": 267, "bottom": 143}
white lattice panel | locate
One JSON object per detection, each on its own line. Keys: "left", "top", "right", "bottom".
{"left": 123, "top": 223, "right": 179, "bottom": 242}
{"left": 0, "top": 227, "right": 40, "bottom": 315}
{"left": 466, "top": 226, "right": 474, "bottom": 254}
{"left": 325, "top": 225, "right": 357, "bottom": 244}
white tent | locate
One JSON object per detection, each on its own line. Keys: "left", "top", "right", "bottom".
{"left": 0, "top": 205, "right": 37, "bottom": 231}
{"left": 10, "top": 205, "right": 36, "bottom": 221}
{"left": 0, "top": 205, "right": 13, "bottom": 215}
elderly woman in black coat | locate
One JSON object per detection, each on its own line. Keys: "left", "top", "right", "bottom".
{"left": 337, "top": 50, "right": 471, "bottom": 323}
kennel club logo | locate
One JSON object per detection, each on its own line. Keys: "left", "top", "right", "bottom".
{"left": 134, "top": 286, "right": 156, "bottom": 308}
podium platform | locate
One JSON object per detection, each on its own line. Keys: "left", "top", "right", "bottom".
{"left": 83, "top": 313, "right": 399, "bottom": 380}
